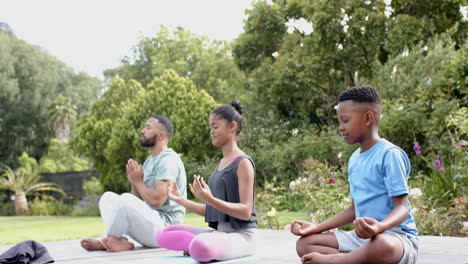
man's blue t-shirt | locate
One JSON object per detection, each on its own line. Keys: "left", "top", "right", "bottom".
{"left": 348, "top": 139, "right": 418, "bottom": 238}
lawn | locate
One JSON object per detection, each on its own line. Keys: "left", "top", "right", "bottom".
{"left": 0, "top": 212, "right": 208, "bottom": 246}
{"left": 0, "top": 211, "right": 309, "bottom": 246}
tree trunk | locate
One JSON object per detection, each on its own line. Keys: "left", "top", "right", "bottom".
{"left": 14, "top": 191, "right": 29, "bottom": 216}
{"left": 56, "top": 121, "right": 70, "bottom": 142}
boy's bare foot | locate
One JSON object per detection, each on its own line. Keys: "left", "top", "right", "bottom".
{"left": 301, "top": 252, "right": 345, "bottom": 264}
{"left": 101, "top": 236, "right": 135, "bottom": 252}
{"left": 80, "top": 238, "right": 106, "bottom": 251}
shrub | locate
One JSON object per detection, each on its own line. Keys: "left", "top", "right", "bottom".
{"left": 29, "top": 195, "right": 73, "bottom": 216}
{"left": 408, "top": 188, "right": 467, "bottom": 236}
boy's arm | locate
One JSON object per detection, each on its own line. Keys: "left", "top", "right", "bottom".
{"left": 292, "top": 202, "right": 356, "bottom": 236}
{"left": 354, "top": 194, "right": 408, "bottom": 239}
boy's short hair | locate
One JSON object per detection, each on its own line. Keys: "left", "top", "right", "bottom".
{"left": 338, "top": 86, "right": 382, "bottom": 105}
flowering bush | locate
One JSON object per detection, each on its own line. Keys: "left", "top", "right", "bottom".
{"left": 257, "top": 158, "right": 351, "bottom": 228}
{"left": 408, "top": 187, "right": 467, "bottom": 236}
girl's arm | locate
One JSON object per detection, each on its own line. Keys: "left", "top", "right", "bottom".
{"left": 192, "top": 158, "right": 255, "bottom": 221}
{"left": 167, "top": 180, "right": 206, "bottom": 216}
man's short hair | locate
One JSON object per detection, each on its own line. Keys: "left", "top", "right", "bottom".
{"left": 338, "top": 86, "right": 382, "bottom": 105}
{"left": 152, "top": 115, "right": 174, "bottom": 140}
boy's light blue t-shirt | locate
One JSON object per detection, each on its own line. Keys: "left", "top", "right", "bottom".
{"left": 142, "top": 148, "right": 187, "bottom": 225}
{"left": 348, "top": 139, "right": 418, "bottom": 238}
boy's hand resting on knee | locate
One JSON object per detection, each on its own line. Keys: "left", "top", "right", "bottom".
{"left": 354, "top": 217, "right": 384, "bottom": 239}
{"left": 290, "top": 220, "right": 319, "bottom": 236}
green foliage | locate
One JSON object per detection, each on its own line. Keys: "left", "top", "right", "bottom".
{"left": 72, "top": 71, "right": 219, "bottom": 192}
{"left": 105, "top": 25, "right": 245, "bottom": 102}
{"left": 408, "top": 189, "right": 467, "bottom": 236}
{"left": 29, "top": 195, "right": 74, "bottom": 216}
{"left": 233, "top": 0, "right": 466, "bottom": 126}
{"left": 39, "top": 139, "right": 89, "bottom": 173}
{"left": 83, "top": 177, "right": 104, "bottom": 196}
{"left": 48, "top": 96, "right": 77, "bottom": 142}
{"left": 71, "top": 176, "right": 103, "bottom": 216}
{"left": 242, "top": 118, "right": 355, "bottom": 187}
{"left": 256, "top": 159, "right": 351, "bottom": 231}
{"left": 0, "top": 29, "right": 102, "bottom": 168}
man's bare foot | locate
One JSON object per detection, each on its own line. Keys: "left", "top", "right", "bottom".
{"left": 101, "top": 236, "right": 135, "bottom": 252}
{"left": 80, "top": 238, "right": 106, "bottom": 251}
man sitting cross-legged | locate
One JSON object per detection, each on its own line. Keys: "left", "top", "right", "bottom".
{"left": 80, "top": 115, "right": 187, "bottom": 252}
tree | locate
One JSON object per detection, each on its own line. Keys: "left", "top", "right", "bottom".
{"left": 39, "top": 139, "right": 89, "bottom": 173}
{"left": 104, "top": 25, "right": 245, "bottom": 103}
{"left": 0, "top": 152, "right": 65, "bottom": 215}
{"left": 48, "top": 96, "right": 77, "bottom": 142}
{"left": 0, "top": 29, "right": 102, "bottom": 168}
{"left": 72, "top": 70, "right": 218, "bottom": 192}
{"left": 232, "top": 0, "right": 466, "bottom": 127}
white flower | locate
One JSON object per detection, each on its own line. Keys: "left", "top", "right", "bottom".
{"left": 289, "top": 181, "right": 296, "bottom": 189}
{"left": 292, "top": 128, "right": 299, "bottom": 135}
{"left": 397, "top": 105, "right": 404, "bottom": 111}
{"left": 272, "top": 52, "right": 279, "bottom": 58}
{"left": 337, "top": 152, "right": 343, "bottom": 159}
{"left": 409, "top": 188, "right": 423, "bottom": 198}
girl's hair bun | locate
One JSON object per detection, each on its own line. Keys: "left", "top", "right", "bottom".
{"left": 230, "top": 99, "right": 244, "bottom": 115}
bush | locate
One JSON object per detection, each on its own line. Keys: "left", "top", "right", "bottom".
{"left": 408, "top": 188, "right": 467, "bottom": 236}
{"left": 72, "top": 177, "right": 104, "bottom": 216}
{"left": 39, "top": 139, "right": 90, "bottom": 173}
{"left": 29, "top": 195, "right": 73, "bottom": 216}
{"left": 72, "top": 194, "right": 100, "bottom": 217}
{"left": 256, "top": 159, "right": 350, "bottom": 225}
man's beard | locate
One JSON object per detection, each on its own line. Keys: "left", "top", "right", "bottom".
{"left": 140, "top": 135, "right": 157, "bottom": 147}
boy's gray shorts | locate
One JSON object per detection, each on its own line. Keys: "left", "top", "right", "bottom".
{"left": 334, "top": 228, "right": 419, "bottom": 264}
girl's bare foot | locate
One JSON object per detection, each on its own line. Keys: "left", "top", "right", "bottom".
{"left": 80, "top": 238, "right": 106, "bottom": 251}
{"left": 101, "top": 236, "right": 135, "bottom": 252}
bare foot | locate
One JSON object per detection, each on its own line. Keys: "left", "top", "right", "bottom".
{"left": 80, "top": 238, "right": 106, "bottom": 251}
{"left": 183, "top": 250, "right": 190, "bottom": 256}
{"left": 301, "top": 252, "right": 345, "bottom": 264}
{"left": 101, "top": 236, "right": 135, "bottom": 252}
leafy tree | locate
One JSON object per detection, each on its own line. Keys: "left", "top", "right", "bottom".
{"left": 232, "top": 0, "right": 466, "bottom": 127}
{"left": 39, "top": 139, "right": 89, "bottom": 173}
{"left": 72, "top": 70, "right": 218, "bottom": 192}
{"left": 104, "top": 25, "right": 245, "bottom": 103}
{"left": 48, "top": 96, "right": 77, "bottom": 142}
{"left": 0, "top": 152, "right": 65, "bottom": 215}
{"left": 0, "top": 29, "right": 102, "bottom": 168}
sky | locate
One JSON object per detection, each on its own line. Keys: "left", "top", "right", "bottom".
{"left": 1, "top": 0, "right": 256, "bottom": 79}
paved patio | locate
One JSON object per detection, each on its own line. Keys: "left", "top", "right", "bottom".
{"left": 1, "top": 230, "right": 467, "bottom": 263}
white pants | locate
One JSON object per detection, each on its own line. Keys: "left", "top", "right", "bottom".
{"left": 99, "top": 191, "right": 166, "bottom": 247}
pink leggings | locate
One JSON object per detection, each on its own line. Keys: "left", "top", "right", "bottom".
{"left": 156, "top": 225, "right": 255, "bottom": 263}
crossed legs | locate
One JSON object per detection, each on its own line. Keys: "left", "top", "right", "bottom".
{"left": 81, "top": 192, "right": 165, "bottom": 252}
{"left": 296, "top": 232, "right": 404, "bottom": 264}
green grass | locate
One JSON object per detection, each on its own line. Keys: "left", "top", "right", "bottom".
{"left": 0, "top": 212, "right": 208, "bottom": 245}
{"left": 0, "top": 210, "right": 309, "bottom": 245}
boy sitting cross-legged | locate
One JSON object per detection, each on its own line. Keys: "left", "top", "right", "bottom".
{"left": 291, "top": 86, "right": 419, "bottom": 264}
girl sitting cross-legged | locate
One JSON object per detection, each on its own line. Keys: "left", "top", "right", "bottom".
{"left": 156, "top": 99, "right": 257, "bottom": 263}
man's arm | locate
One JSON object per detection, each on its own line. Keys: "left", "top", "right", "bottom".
{"left": 133, "top": 179, "right": 168, "bottom": 208}
{"left": 126, "top": 159, "right": 169, "bottom": 208}
{"left": 131, "top": 183, "right": 142, "bottom": 199}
